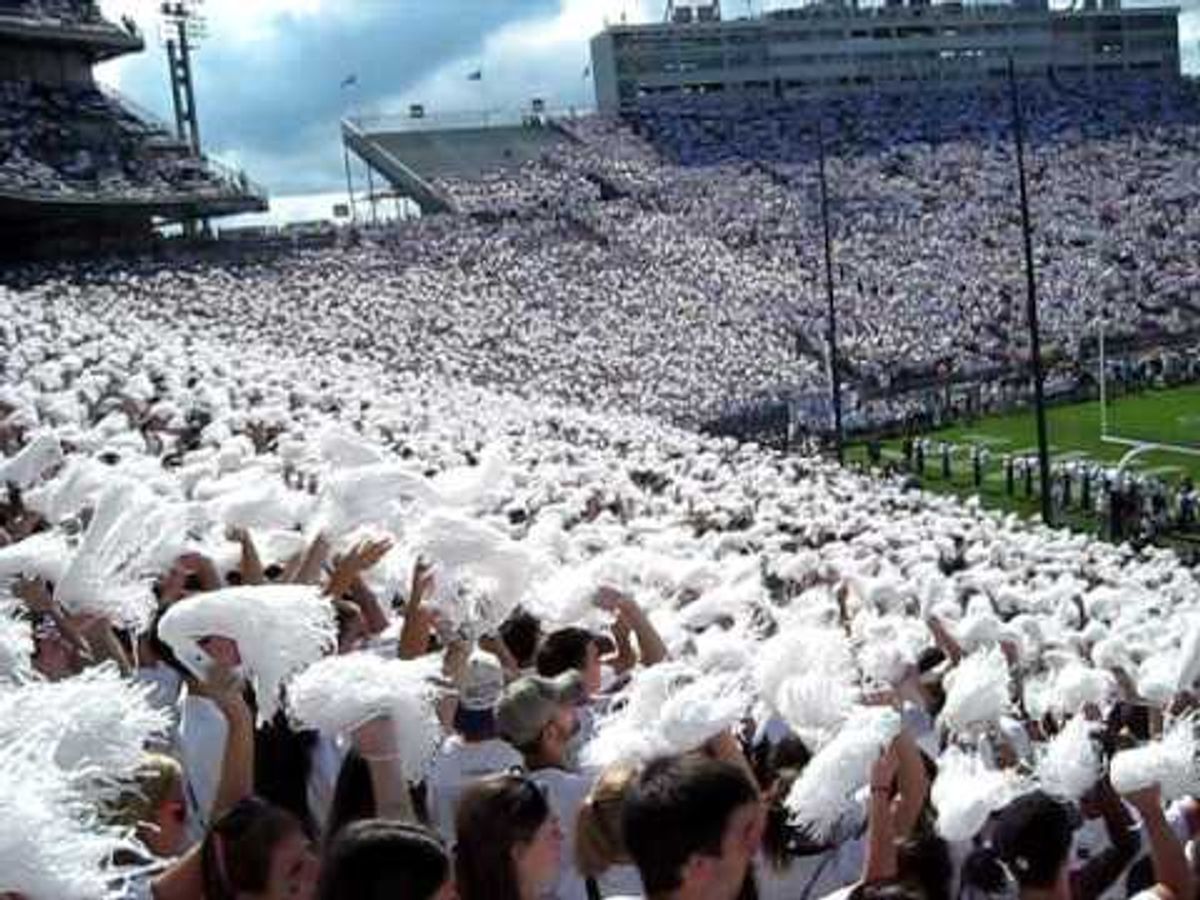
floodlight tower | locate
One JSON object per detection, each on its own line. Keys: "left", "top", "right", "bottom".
{"left": 161, "top": 0, "right": 206, "bottom": 155}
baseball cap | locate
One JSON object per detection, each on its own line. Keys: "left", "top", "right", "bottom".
{"left": 460, "top": 650, "right": 505, "bottom": 712}
{"left": 496, "top": 672, "right": 585, "bottom": 748}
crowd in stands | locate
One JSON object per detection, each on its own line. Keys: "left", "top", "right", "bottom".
{"left": 6, "top": 243, "right": 1200, "bottom": 899}
{"left": 0, "top": 78, "right": 256, "bottom": 203}
{"left": 5, "top": 49, "right": 1200, "bottom": 900}
{"left": 363, "top": 76, "right": 1200, "bottom": 431}
{"left": 0, "top": 0, "right": 103, "bottom": 26}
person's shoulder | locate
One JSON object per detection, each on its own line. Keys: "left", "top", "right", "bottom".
{"left": 531, "top": 766, "right": 591, "bottom": 792}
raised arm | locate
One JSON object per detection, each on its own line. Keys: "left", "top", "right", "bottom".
{"left": 595, "top": 587, "right": 668, "bottom": 668}
{"left": 398, "top": 559, "right": 437, "bottom": 660}
{"left": 1071, "top": 775, "right": 1140, "bottom": 900}
{"left": 863, "top": 744, "right": 901, "bottom": 884}
{"left": 193, "top": 665, "right": 256, "bottom": 822}
{"left": 229, "top": 526, "right": 265, "bottom": 586}
{"left": 352, "top": 715, "right": 416, "bottom": 823}
{"left": 1123, "top": 784, "right": 1194, "bottom": 900}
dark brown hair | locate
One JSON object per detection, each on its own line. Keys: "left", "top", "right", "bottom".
{"left": 200, "top": 796, "right": 306, "bottom": 900}
{"left": 454, "top": 775, "right": 552, "bottom": 900}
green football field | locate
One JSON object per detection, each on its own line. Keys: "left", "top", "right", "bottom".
{"left": 847, "top": 384, "right": 1200, "bottom": 523}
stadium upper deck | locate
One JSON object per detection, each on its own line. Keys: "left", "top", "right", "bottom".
{"left": 343, "top": 114, "right": 576, "bottom": 216}
{"left": 0, "top": 0, "right": 266, "bottom": 255}
{"left": 590, "top": 0, "right": 1181, "bottom": 112}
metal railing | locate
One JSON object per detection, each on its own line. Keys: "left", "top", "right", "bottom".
{"left": 349, "top": 105, "right": 594, "bottom": 134}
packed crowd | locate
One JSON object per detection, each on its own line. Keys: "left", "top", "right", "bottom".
{"left": 352, "top": 76, "right": 1200, "bottom": 430}
{"left": 7, "top": 245, "right": 1200, "bottom": 900}
{"left": 9, "top": 70, "right": 1200, "bottom": 431}
{"left": 0, "top": 0, "right": 104, "bottom": 25}
{"left": 0, "top": 78, "right": 256, "bottom": 203}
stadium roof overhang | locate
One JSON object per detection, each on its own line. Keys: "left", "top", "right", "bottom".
{"left": 0, "top": 189, "right": 268, "bottom": 223}
{"left": 0, "top": 17, "right": 143, "bottom": 61}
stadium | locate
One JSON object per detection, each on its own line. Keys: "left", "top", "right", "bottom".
{"left": 5, "top": 0, "right": 1200, "bottom": 898}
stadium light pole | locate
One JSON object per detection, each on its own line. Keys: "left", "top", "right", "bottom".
{"left": 1007, "top": 57, "right": 1052, "bottom": 524}
{"left": 816, "top": 111, "right": 845, "bottom": 465}
{"left": 341, "top": 79, "right": 358, "bottom": 226}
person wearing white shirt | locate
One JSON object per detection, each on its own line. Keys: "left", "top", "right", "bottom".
{"left": 498, "top": 671, "right": 595, "bottom": 900}
{"left": 428, "top": 649, "right": 522, "bottom": 848}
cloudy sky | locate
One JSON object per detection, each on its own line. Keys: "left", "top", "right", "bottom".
{"left": 96, "top": 0, "right": 1198, "bottom": 198}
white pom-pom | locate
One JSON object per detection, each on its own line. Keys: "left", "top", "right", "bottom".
{"left": 287, "top": 652, "right": 442, "bottom": 781}
{"left": 0, "top": 597, "right": 32, "bottom": 684}
{"left": 319, "top": 426, "right": 385, "bottom": 468}
{"left": 409, "top": 511, "right": 531, "bottom": 634}
{"left": 755, "top": 627, "right": 854, "bottom": 713}
{"left": 430, "top": 444, "right": 510, "bottom": 508}
{"left": 1048, "top": 664, "right": 1115, "bottom": 718}
{"left": 939, "top": 648, "right": 1011, "bottom": 736}
{"left": 657, "top": 672, "right": 749, "bottom": 753}
{"left": 776, "top": 673, "right": 857, "bottom": 749}
{"left": 1137, "top": 653, "right": 1179, "bottom": 708}
{"left": 1110, "top": 717, "right": 1200, "bottom": 800}
{"left": 0, "top": 734, "right": 144, "bottom": 900}
{"left": 0, "top": 663, "right": 169, "bottom": 781}
{"left": 0, "top": 530, "right": 71, "bottom": 585}
{"left": 0, "top": 431, "right": 63, "bottom": 489}
{"left": 1176, "top": 621, "right": 1200, "bottom": 694}
{"left": 318, "top": 462, "right": 439, "bottom": 535}
{"left": 54, "top": 483, "right": 191, "bottom": 630}
{"left": 932, "top": 747, "right": 1022, "bottom": 842}
{"left": 785, "top": 706, "right": 901, "bottom": 840}
{"left": 1037, "top": 715, "right": 1102, "bottom": 800}
{"left": 1092, "top": 636, "right": 1132, "bottom": 673}
{"left": 157, "top": 585, "right": 336, "bottom": 724}
{"left": 583, "top": 663, "right": 746, "bottom": 767}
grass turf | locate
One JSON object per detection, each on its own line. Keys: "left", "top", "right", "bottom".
{"left": 847, "top": 384, "right": 1200, "bottom": 526}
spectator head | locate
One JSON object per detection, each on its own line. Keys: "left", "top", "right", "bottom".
{"left": 495, "top": 672, "right": 584, "bottom": 767}
{"left": 200, "top": 796, "right": 318, "bottom": 900}
{"left": 318, "top": 819, "right": 452, "bottom": 900}
{"left": 454, "top": 649, "right": 506, "bottom": 741}
{"left": 455, "top": 774, "right": 562, "bottom": 900}
{"left": 622, "top": 754, "right": 763, "bottom": 900}
{"left": 536, "top": 626, "right": 602, "bottom": 696}
{"left": 499, "top": 609, "right": 542, "bottom": 670}
{"left": 962, "top": 790, "right": 1076, "bottom": 899}
{"left": 576, "top": 762, "right": 639, "bottom": 878}
{"left": 106, "top": 753, "right": 188, "bottom": 859}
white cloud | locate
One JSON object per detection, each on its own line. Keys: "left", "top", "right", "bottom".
{"left": 375, "top": 0, "right": 660, "bottom": 119}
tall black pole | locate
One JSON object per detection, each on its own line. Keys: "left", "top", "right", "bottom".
{"left": 1008, "top": 58, "right": 1052, "bottom": 524}
{"left": 817, "top": 112, "right": 844, "bottom": 464}
{"left": 342, "top": 138, "right": 357, "bottom": 225}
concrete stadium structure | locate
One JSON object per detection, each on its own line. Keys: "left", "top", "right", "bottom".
{"left": 589, "top": 0, "right": 1181, "bottom": 112}
{"left": 342, "top": 113, "right": 575, "bottom": 216}
{"left": 0, "top": 0, "right": 266, "bottom": 256}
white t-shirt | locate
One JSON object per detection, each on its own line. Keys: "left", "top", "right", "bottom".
{"left": 597, "top": 864, "right": 644, "bottom": 898}
{"left": 757, "top": 837, "right": 865, "bottom": 900}
{"left": 307, "top": 732, "right": 346, "bottom": 835}
{"left": 177, "top": 691, "right": 227, "bottom": 846}
{"left": 1071, "top": 799, "right": 1194, "bottom": 900}
{"left": 428, "top": 735, "right": 523, "bottom": 847}
{"left": 531, "top": 766, "right": 596, "bottom": 900}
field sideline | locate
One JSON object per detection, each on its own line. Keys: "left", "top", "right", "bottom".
{"left": 847, "top": 384, "right": 1200, "bottom": 522}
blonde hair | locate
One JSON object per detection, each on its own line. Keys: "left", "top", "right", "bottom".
{"left": 575, "top": 762, "right": 639, "bottom": 878}
{"left": 106, "top": 753, "right": 184, "bottom": 829}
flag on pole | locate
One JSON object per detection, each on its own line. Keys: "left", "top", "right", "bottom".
{"left": 340, "top": 74, "right": 358, "bottom": 89}
{"left": 467, "top": 69, "right": 483, "bottom": 81}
